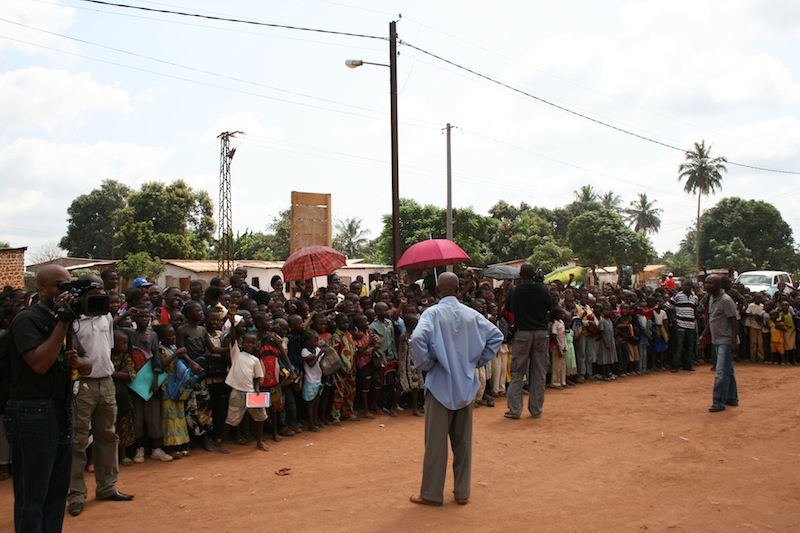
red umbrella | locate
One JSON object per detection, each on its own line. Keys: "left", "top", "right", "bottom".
{"left": 396, "top": 239, "right": 471, "bottom": 270}
{"left": 281, "top": 246, "right": 347, "bottom": 282}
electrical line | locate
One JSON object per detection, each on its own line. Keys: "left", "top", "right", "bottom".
{"left": 400, "top": 40, "right": 800, "bottom": 176}
{"left": 75, "top": 0, "right": 386, "bottom": 41}
{"left": 27, "top": 1, "right": 800, "bottom": 175}
{"left": 0, "top": 17, "right": 388, "bottom": 118}
{"left": 401, "top": 15, "right": 778, "bottom": 153}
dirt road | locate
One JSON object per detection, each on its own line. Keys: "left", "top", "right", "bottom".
{"left": 2, "top": 363, "right": 798, "bottom": 532}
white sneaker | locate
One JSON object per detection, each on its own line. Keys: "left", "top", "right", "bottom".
{"left": 133, "top": 447, "right": 145, "bottom": 464}
{"left": 151, "top": 448, "right": 174, "bottom": 462}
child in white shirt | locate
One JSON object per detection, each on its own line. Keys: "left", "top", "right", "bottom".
{"left": 218, "top": 310, "right": 268, "bottom": 453}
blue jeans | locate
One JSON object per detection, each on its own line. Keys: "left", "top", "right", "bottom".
{"left": 575, "top": 335, "right": 594, "bottom": 379}
{"left": 712, "top": 344, "right": 738, "bottom": 409}
{"left": 3, "top": 399, "right": 73, "bottom": 533}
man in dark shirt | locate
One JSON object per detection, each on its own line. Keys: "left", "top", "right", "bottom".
{"left": 505, "top": 263, "right": 552, "bottom": 419}
{"left": 3, "top": 265, "right": 92, "bottom": 532}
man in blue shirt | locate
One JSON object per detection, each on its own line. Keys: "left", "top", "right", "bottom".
{"left": 409, "top": 272, "right": 503, "bottom": 506}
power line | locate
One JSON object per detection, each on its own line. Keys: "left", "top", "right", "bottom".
{"left": 75, "top": 0, "right": 386, "bottom": 41}
{"left": 401, "top": 16, "right": 778, "bottom": 153}
{"left": 26, "top": 2, "right": 800, "bottom": 175}
{"left": 400, "top": 40, "right": 800, "bottom": 176}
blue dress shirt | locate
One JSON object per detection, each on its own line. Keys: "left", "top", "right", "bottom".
{"left": 410, "top": 296, "right": 503, "bottom": 410}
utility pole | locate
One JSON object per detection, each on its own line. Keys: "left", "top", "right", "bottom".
{"left": 444, "top": 123, "right": 455, "bottom": 271}
{"left": 389, "top": 20, "right": 401, "bottom": 271}
{"left": 444, "top": 123, "right": 454, "bottom": 241}
{"left": 217, "top": 131, "right": 242, "bottom": 279}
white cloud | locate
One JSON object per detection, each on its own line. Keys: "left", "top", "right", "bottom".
{"left": 0, "top": 67, "right": 133, "bottom": 137}
{"left": 0, "top": 1, "right": 75, "bottom": 53}
{"left": 0, "top": 138, "right": 174, "bottom": 249}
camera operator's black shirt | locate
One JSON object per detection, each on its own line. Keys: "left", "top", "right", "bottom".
{"left": 9, "top": 303, "right": 71, "bottom": 404}
{"left": 507, "top": 281, "right": 552, "bottom": 331}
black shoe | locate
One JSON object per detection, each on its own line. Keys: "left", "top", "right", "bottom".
{"left": 708, "top": 405, "right": 725, "bottom": 412}
{"left": 670, "top": 369, "right": 679, "bottom": 373}
{"left": 503, "top": 411, "right": 520, "bottom": 419}
{"left": 683, "top": 367, "right": 695, "bottom": 372}
{"left": 68, "top": 502, "right": 83, "bottom": 516}
{"left": 725, "top": 401, "right": 739, "bottom": 407}
{"left": 102, "top": 491, "right": 134, "bottom": 501}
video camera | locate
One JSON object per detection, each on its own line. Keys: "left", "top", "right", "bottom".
{"left": 55, "top": 279, "right": 110, "bottom": 321}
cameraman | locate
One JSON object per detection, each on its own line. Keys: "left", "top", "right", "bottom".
{"left": 3, "top": 265, "right": 92, "bottom": 532}
{"left": 504, "top": 262, "right": 552, "bottom": 420}
{"left": 67, "top": 274, "right": 133, "bottom": 517}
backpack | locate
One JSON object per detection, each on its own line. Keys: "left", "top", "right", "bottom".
{"left": 166, "top": 359, "right": 203, "bottom": 401}
{"left": 259, "top": 344, "right": 281, "bottom": 388}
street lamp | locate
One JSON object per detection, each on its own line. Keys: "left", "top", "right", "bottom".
{"left": 346, "top": 21, "right": 401, "bottom": 271}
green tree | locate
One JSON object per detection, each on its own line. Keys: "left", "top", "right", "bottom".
{"left": 0, "top": 241, "right": 11, "bottom": 248}
{"left": 623, "top": 193, "right": 662, "bottom": 234}
{"left": 710, "top": 237, "right": 756, "bottom": 271}
{"left": 114, "top": 180, "right": 215, "bottom": 259}
{"left": 333, "top": 217, "right": 371, "bottom": 258}
{"left": 663, "top": 252, "right": 695, "bottom": 278}
{"left": 698, "top": 197, "right": 797, "bottom": 271}
{"left": 60, "top": 179, "right": 130, "bottom": 258}
{"left": 115, "top": 251, "right": 166, "bottom": 280}
{"left": 621, "top": 230, "right": 657, "bottom": 273}
{"left": 678, "top": 140, "right": 727, "bottom": 268}
{"left": 488, "top": 209, "right": 552, "bottom": 264}
{"left": 573, "top": 185, "right": 598, "bottom": 203}
{"left": 600, "top": 191, "right": 623, "bottom": 213}
{"left": 268, "top": 209, "right": 291, "bottom": 260}
{"left": 567, "top": 208, "right": 655, "bottom": 281}
{"left": 226, "top": 209, "right": 292, "bottom": 261}
{"left": 527, "top": 240, "right": 574, "bottom": 272}
{"left": 374, "top": 199, "right": 496, "bottom": 266}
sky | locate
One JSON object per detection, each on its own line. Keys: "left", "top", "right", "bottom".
{"left": 2, "top": 0, "right": 800, "bottom": 264}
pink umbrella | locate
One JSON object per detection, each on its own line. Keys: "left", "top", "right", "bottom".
{"left": 396, "top": 239, "right": 471, "bottom": 270}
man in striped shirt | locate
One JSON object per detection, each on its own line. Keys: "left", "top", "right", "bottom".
{"left": 666, "top": 280, "right": 701, "bottom": 372}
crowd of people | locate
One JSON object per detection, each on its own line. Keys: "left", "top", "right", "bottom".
{"left": 1, "top": 261, "right": 796, "bottom": 528}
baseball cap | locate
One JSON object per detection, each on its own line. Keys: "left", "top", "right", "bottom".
{"left": 131, "top": 277, "right": 153, "bottom": 288}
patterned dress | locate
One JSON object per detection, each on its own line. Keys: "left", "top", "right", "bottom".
{"left": 398, "top": 332, "right": 422, "bottom": 393}
{"left": 159, "top": 344, "right": 189, "bottom": 447}
{"left": 183, "top": 333, "right": 214, "bottom": 437}
{"left": 331, "top": 328, "right": 357, "bottom": 420}
{"left": 111, "top": 350, "right": 136, "bottom": 447}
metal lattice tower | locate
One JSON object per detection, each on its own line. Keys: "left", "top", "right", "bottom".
{"left": 217, "top": 131, "right": 242, "bottom": 278}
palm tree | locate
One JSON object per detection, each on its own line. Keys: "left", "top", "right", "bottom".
{"left": 678, "top": 140, "right": 727, "bottom": 269}
{"left": 573, "top": 184, "right": 598, "bottom": 203}
{"left": 600, "top": 191, "right": 623, "bottom": 213}
{"left": 333, "top": 217, "right": 371, "bottom": 258}
{"left": 623, "top": 193, "right": 663, "bottom": 234}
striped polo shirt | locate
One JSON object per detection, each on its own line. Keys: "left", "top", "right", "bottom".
{"left": 668, "top": 291, "right": 699, "bottom": 330}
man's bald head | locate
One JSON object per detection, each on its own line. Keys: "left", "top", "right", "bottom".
{"left": 437, "top": 272, "right": 459, "bottom": 297}
{"left": 36, "top": 265, "right": 71, "bottom": 308}
{"left": 36, "top": 264, "right": 70, "bottom": 288}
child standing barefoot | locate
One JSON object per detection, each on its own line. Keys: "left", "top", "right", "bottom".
{"left": 154, "top": 324, "right": 190, "bottom": 459}
{"left": 331, "top": 313, "right": 358, "bottom": 423}
{"left": 549, "top": 308, "right": 567, "bottom": 389}
{"left": 301, "top": 330, "right": 324, "bottom": 432}
{"left": 111, "top": 330, "right": 136, "bottom": 465}
{"left": 598, "top": 306, "right": 618, "bottom": 381}
{"left": 218, "top": 309, "right": 269, "bottom": 453}
{"left": 398, "top": 314, "right": 423, "bottom": 416}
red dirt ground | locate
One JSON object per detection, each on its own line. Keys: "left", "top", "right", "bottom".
{"left": 2, "top": 363, "right": 799, "bottom": 532}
